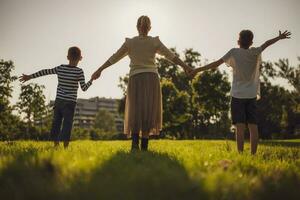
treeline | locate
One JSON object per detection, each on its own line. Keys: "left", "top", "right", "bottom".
{"left": 0, "top": 49, "right": 299, "bottom": 140}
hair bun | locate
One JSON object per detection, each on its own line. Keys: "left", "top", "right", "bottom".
{"left": 137, "top": 15, "right": 151, "bottom": 35}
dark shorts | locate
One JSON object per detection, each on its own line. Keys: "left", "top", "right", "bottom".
{"left": 231, "top": 97, "right": 257, "bottom": 125}
{"left": 51, "top": 98, "right": 76, "bottom": 141}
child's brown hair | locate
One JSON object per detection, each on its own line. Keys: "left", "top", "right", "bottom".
{"left": 239, "top": 30, "right": 254, "bottom": 49}
{"left": 68, "top": 46, "right": 81, "bottom": 61}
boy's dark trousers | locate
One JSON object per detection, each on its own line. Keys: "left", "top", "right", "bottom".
{"left": 51, "top": 98, "right": 76, "bottom": 141}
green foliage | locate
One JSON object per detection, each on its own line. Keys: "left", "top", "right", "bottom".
{"left": 16, "top": 83, "right": 47, "bottom": 136}
{"left": 90, "top": 128, "right": 115, "bottom": 140}
{"left": 71, "top": 128, "right": 90, "bottom": 140}
{"left": 0, "top": 60, "right": 22, "bottom": 140}
{"left": 276, "top": 58, "right": 300, "bottom": 93}
{"left": 118, "top": 75, "right": 129, "bottom": 96}
{"left": 0, "top": 140, "right": 299, "bottom": 200}
{"left": 117, "top": 75, "right": 128, "bottom": 115}
{"left": 161, "top": 78, "right": 191, "bottom": 138}
{"left": 71, "top": 128, "right": 124, "bottom": 140}
{"left": 0, "top": 59, "right": 17, "bottom": 111}
{"left": 0, "top": 114, "right": 26, "bottom": 140}
{"left": 94, "top": 109, "right": 116, "bottom": 133}
{"left": 192, "top": 70, "right": 231, "bottom": 136}
{"left": 258, "top": 60, "right": 300, "bottom": 138}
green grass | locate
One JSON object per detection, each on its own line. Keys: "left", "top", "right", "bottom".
{"left": 0, "top": 140, "right": 299, "bottom": 200}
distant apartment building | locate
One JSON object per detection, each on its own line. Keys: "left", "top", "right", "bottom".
{"left": 51, "top": 97, "right": 124, "bottom": 132}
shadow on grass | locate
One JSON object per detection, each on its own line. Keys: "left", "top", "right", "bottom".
{"left": 0, "top": 150, "right": 207, "bottom": 200}
{"left": 0, "top": 151, "right": 60, "bottom": 200}
{"left": 71, "top": 151, "right": 207, "bottom": 200}
{"left": 2, "top": 145, "right": 298, "bottom": 200}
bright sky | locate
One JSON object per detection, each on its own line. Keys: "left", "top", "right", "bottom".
{"left": 1, "top": 0, "right": 299, "bottom": 104}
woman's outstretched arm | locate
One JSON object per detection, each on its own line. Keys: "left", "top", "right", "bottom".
{"left": 92, "top": 41, "right": 128, "bottom": 80}
{"left": 156, "top": 38, "right": 193, "bottom": 75}
{"left": 91, "top": 60, "right": 112, "bottom": 80}
{"left": 171, "top": 56, "right": 194, "bottom": 75}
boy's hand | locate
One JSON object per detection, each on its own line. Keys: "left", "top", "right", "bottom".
{"left": 278, "top": 30, "right": 291, "bottom": 40}
{"left": 183, "top": 66, "right": 193, "bottom": 76}
{"left": 19, "top": 74, "right": 31, "bottom": 83}
{"left": 91, "top": 70, "right": 101, "bottom": 80}
{"left": 189, "top": 69, "right": 198, "bottom": 79}
{"left": 189, "top": 68, "right": 204, "bottom": 79}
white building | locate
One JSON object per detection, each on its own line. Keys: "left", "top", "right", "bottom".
{"left": 51, "top": 97, "right": 124, "bottom": 132}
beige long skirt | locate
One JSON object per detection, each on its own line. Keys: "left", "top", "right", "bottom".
{"left": 124, "top": 72, "right": 162, "bottom": 136}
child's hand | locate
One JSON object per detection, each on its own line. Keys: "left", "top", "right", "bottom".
{"left": 183, "top": 66, "right": 193, "bottom": 76}
{"left": 278, "top": 30, "right": 291, "bottom": 40}
{"left": 189, "top": 69, "right": 199, "bottom": 79}
{"left": 91, "top": 70, "right": 101, "bottom": 80}
{"left": 19, "top": 74, "right": 31, "bottom": 83}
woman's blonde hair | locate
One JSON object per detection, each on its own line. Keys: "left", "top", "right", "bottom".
{"left": 137, "top": 15, "right": 151, "bottom": 35}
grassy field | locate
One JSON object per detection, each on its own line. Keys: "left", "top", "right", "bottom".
{"left": 0, "top": 140, "right": 299, "bottom": 200}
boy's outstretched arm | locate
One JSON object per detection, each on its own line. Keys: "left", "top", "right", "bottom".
{"left": 19, "top": 67, "right": 57, "bottom": 83}
{"left": 260, "top": 30, "right": 291, "bottom": 51}
{"left": 79, "top": 70, "right": 93, "bottom": 91}
{"left": 190, "top": 59, "right": 224, "bottom": 78}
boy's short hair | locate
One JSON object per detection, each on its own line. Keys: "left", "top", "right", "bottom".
{"left": 68, "top": 46, "right": 81, "bottom": 61}
{"left": 239, "top": 30, "right": 254, "bottom": 48}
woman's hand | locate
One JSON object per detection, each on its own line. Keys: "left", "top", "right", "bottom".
{"left": 188, "top": 69, "right": 198, "bottom": 79}
{"left": 91, "top": 70, "right": 102, "bottom": 80}
{"left": 182, "top": 65, "right": 193, "bottom": 76}
{"left": 91, "top": 60, "right": 113, "bottom": 81}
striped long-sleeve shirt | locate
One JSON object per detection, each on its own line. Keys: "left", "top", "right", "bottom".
{"left": 30, "top": 64, "right": 92, "bottom": 102}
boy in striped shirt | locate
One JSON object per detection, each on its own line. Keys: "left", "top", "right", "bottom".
{"left": 20, "top": 46, "right": 92, "bottom": 148}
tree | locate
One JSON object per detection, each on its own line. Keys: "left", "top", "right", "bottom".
{"left": 16, "top": 83, "right": 47, "bottom": 136}
{"left": 0, "top": 60, "right": 17, "bottom": 112}
{"left": 117, "top": 75, "right": 129, "bottom": 115}
{"left": 276, "top": 58, "right": 300, "bottom": 93}
{"left": 94, "top": 109, "right": 116, "bottom": 133}
{"left": 191, "top": 69, "right": 231, "bottom": 137}
{"left": 0, "top": 59, "right": 20, "bottom": 140}
{"left": 161, "top": 78, "right": 191, "bottom": 138}
{"left": 257, "top": 60, "right": 300, "bottom": 138}
{"left": 275, "top": 58, "right": 300, "bottom": 137}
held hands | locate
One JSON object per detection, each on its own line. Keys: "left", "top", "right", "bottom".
{"left": 19, "top": 74, "right": 31, "bottom": 83}
{"left": 91, "top": 69, "right": 102, "bottom": 81}
{"left": 278, "top": 30, "right": 291, "bottom": 40}
{"left": 188, "top": 69, "right": 198, "bottom": 79}
{"left": 183, "top": 66, "right": 193, "bottom": 76}
{"left": 183, "top": 65, "right": 196, "bottom": 79}
{"left": 189, "top": 67, "right": 205, "bottom": 79}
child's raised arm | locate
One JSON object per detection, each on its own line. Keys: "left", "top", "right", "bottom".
{"left": 190, "top": 59, "right": 224, "bottom": 78}
{"left": 19, "top": 67, "right": 57, "bottom": 83}
{"left": 260, "top": 30, "right": 291, "bottom": 51}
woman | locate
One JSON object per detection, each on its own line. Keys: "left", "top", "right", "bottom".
{"left": 92, "top": 15, "right": 192, "bottom": 151}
